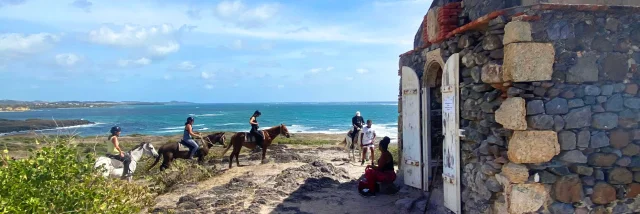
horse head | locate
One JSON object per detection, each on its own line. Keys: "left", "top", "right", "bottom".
{"left": 204, "top": 132, "right": 225, "bottom": 148}
{"left": 141, "top": 142, "right": 159, "bottom": 158}
{"left": 280, "top": 124, "right": 291, "bottom": 138}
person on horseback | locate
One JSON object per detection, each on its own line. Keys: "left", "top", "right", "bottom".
{"left": 183, "top": 117, "right": 202, "bottom": 159}
{"left": 351, "top": 111, "right": 364, "bottom": 143}
{"left": 249, "top": 110, "right": 264, "bottom": 148}
{"left": 107, "top": 126, "right": 132, "bottom": 179}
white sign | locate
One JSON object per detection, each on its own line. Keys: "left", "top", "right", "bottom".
{"left": 443, "top": 96, "right": 454, "bottom": 113}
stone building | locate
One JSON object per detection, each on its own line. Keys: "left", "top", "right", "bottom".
{"left": 397, "top": 0, "right": 640, "bottom": 213}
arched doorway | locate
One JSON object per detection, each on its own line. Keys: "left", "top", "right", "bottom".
{"left": 421, "top": 60, "right": 444, "bottom": 191}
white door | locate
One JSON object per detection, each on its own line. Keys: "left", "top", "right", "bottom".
{"left": 441, "top": 53, "right": 461, "bottom": 214}
{"left": 421, "top": 87, "right": 431, "bottom": 190}
{"left": 401, "top": 66, "right": 422, "bottom": 189}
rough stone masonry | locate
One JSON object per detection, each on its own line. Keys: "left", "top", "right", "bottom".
{"left": 399, "top": 2, "right": 640, "bottom": 214}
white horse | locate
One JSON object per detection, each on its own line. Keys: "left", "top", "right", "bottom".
{"left": 94, "top": 142, "right": 159, "bottom": 181}
{"left": 341, "top": 128, "right": 362, "bottom": 162}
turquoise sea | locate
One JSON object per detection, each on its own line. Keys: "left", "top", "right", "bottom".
{"left": 0, "top": 102, "right": 398, "bottom": 142}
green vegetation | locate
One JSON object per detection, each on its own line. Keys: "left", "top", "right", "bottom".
{"left": 0, "top": 136, "right": 153, "bottom": 214}
{"left": 273, "top": 137, "right": 334, "bottom": 146}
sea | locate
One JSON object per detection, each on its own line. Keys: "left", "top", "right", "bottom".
{"left": 0, "top": 102, "right": 399, "bottom": 142}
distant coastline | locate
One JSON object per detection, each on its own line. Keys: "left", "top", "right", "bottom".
{"left": 0, "top": 119, "right": 95, "bottom": 134}
{"left": 0, "top": 100, "right": 193, "bottom": 112}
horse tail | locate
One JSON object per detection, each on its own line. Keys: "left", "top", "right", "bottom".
{"left": 147, "top": 148, "right": 163, "bottom": 171}
{"left": 220, "top": 134, "right": 235, "bottom": 156}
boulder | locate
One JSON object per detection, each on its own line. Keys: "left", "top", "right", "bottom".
{"left": 558, "top": 150, "right": 587, "bottom": 164}
{"left": 481, "top": 63, "right": 503, "bottom": 83}
{"left": 609, "top": 129, "right": 630, "bottom": 149}
{"left": 558, "top": 131, "right": 576, "bottom": 150}
{"left": 503, "top": 43, "right": 555, "bottom": 82}
{"left": 495, "top": 97, "right": 527, "bottom": 130}
{"left": 503, "top": 21, "right": 532, "bottom": 45}
{"left": 509, "top": 184, "right": 547, "bottom": 214}
{"left": 609, "top": 167, "right": 633, "bottom": 185}
{"left": 501, "top": 163, "right": 529, "bottom": 184}
{"left": 591, "top": 113, "right": 619, "bottom": 130}
{"left": 553, "top": 175, "right": 583, "bottom": 203}
{"left": 587, "top": 153, "right": 617, "bottom": 167}
{"left": 592, "top": 182, "right": 616, "bottom": 205}
{"left": 563, "top": 106, "right": 592, "bottom": 129}
{"left": 508, "top": 131, "right": 560, "bottom": 164}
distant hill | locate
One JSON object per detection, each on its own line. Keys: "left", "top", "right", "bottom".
{"left": 0, "top": 100, "right": 194, "bottom": 110}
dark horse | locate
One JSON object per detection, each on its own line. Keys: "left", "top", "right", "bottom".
{"left": 222, "top": 124, "right": 290, "bottom": 169}
{"left": 147, "top": 132, "right": 226, "bottom": 171}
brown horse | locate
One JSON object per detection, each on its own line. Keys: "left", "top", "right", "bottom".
{"left": 221, "top": 124, "right": 290, "bottom": 168}
{"left": 147, "top": 132, "right": 226, "bottom": 171}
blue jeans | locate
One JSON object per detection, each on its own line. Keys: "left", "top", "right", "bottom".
{"left": 182, "top": 139, "right": 199, "bottom": 158}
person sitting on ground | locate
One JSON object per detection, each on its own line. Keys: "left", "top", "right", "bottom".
{"left": 360, "top": 119, "right": 376, "bottom": 166}
{"left": 183, "top": 117, "right": 201, "bottom": 159}
{"left": 106, "top": 126, "right": 132, "bottom": 179}
{"left": 249, "top": 110, "right": 264, "bottom": 148}
{"left": 361, "top": 136, "right": 396, "bottom": 197}
{"left": 351, "top": 111, "right": 364, "bottom": 143}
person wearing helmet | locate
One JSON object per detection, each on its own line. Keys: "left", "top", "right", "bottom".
{"left": 351, "top": 111, "right": 365, "bottom": 143}
{"left": 183, "top": 117, "right": 202, "bottom": 159}
{"left": 249, "top": 110, "right": 264, "bottom": 148}
{"left": 107, "top": 126, "right": 132, "bottom": 179}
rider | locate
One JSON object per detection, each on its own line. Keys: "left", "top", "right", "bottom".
{"left": 107, "top": 126, "right": 132, "bottom": 179}
{"left": 183, "top": 117, "right": 202, "bottom": 159}
{"left": 249, "top": 110, "right": 264, "bottom": 148}
{"left": 351, "top": 111, "right": 365, "bottom": 143}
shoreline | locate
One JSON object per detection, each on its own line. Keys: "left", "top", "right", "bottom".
{"left": 0, "top": 119, "right": 95, "bottom": 134}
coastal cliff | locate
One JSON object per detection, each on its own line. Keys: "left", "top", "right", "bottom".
{"left": 0, "top": 106, "right": 30, "bottom": 112}
{"left": 0, "top": 119, "right": 94, "bottom": 134}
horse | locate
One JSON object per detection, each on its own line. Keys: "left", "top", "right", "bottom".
{"left": 341, "top": 128, "right": 362, "bottom": 162}
{"left": 147, "top": 132, "right": 226, "bottom": 171}
{"left": 94, "top": 142, "right": 159, "bottom": 181}
{"left": 221, "top": 124, "right": 291, "bottom": 169}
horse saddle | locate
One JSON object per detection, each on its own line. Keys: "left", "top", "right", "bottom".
{"left": 178, "top": 140, "right": 200, "bottom": 152}
{"left": 244, "top": 132, "right": 264, "bottom": 143}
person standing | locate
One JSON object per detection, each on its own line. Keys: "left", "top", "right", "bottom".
{"left": 359, "top": 120, "right": 376, "bottom": 166}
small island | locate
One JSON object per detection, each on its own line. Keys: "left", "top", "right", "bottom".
{"left": 0, "top": 119, "right": 94, "bottom": 134}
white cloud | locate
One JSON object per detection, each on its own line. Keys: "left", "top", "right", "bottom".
{"left": 0, "top": 33, "right": 61, "bottom": 55}
{"left": 345, "top": 77, "right": 354, "bottom": 81}
{"left": 163, "top": 74, "right": 173, "bottom": 80}
{"left": 309, "top": 68, "right": 323, "bottom": 74}
{"left": 117, "top": 57, "right": 151, "bottom": 67}
{"left": 213, "top": 0, "right": 280, "bottom": 28}
{"left": 201, "top": 71, "right": 213, "bottom": 79}
{"left": 55, "top": 53, "right": 81, "bottom": 67}
{"left": 175, "top": 61, "right": 196, "bottom": 70}
{"left": 71, "top": 0, "right": 92, "bottom": 13}
{"left": 87, "top": 24, "right": 187, "bottom": 56}
{"left": 356, "top": 68, "right": 369, "bottom": 74}
{"left": 204, "top": 84, "right": 214, "bottom": 89}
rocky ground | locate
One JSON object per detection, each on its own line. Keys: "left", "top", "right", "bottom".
{"left": 149, "top": 144, "right": 449, "bottom": 214}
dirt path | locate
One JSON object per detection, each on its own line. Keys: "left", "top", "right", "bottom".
{"left": 150, "top": 145, "right": 445, "bottom": 214}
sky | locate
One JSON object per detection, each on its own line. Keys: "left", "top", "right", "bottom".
{"left": 0, "top": 0, "right": 429, "bottom": 103}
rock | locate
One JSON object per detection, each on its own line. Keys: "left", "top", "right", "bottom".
{"left": 527, "top": 115, "right": 554, "bottom": 130}
{"left": 588, "top": 153, "right": 617, "bottom": 167}
{"left": 568, "top": 99, "right": 584, "bottom": 108}
{"left": 490, "top": 49, "right": 504, "bottom": 59}
{"left": 503, "top": 21, "right": 532, "bottom": 45}
{"left": 592, "top": 104, "right": 605, "bottom": 113}
{"left": 585, "top": 85, "right": 602, "bottom": 96}
{"left": 591, "top": 113, "right": 618, "bottom": 130}
{"left": 558, "top": 131, "right": 576, "bottom": 150}
{"left": 554, "top": 175, "right": 584, "bottom": 203}
{"left": 474, "top": 53, "right": 489, "bottom": 66}
{"left": 538, "top": 170, "right": 557, "bottom": 184}
{"left": 558, "top": 150, "right": 587, "bottom": 163}
{"left": 503, "top": 43, "right": 555, "bottom": 82}
{"left": 545, "top": 98, "right": 569, "bottom": 115}
{"left": 592, "top": 183, "right": 616, "bottom": 205}
{"left": 553, "top": 115, "right": 565, "bottom": 131}
{"left": 533, "top": 87, "right": 547, "bottom": 96}
{"left": 483, "top": 35, "right": 503, "bottom": 51}
{"left": 595, "top": 169, "right": 605, "bottom": 180}
{"left": 592, "top": 36, "right": 613, "bottom": 52}
{"left": 624, "top": 97, "right": 640, "bottom": 109}
{"left": 616, "top": 156, "right": 631, "bottom": 167}
{"left": 590, "top": 131, "right": 610, "bottom": 148}
{"left": 486, "top": 176, "right": 502, "bottom": 192}
{"left": 583, "top": 176, "right": 596, "bottom": 186}
{"left": 481, "top": 163, "right": 500, "bottom": 175}
{"left": 622, "top": 144, "right": 640, "bottom": 156}
{"left": 470, "top": 67, "right": 481, "bottom": 83}
{"left": 604, "top": 94, "right": 624, "bottom": 112}
{"left": 627, "top": 183, "right": 640, "bottom": 198}
{"left": 602, "top": 53, "right": 628, "bottom": 81}
{"left": 570, "top": 165, "right": 593, "bottom": 176}
{"left": 526, "top": 100, "right": 545, "bottom": 115}
{"left": 480, "top": 63, "right": 503, "bottom": 83}
{"left": 486, "top": 135, "right": 504, "bottom": 146}
{"left": 605, "top": 18, "right": 620, "bottom": 31}
{"left": 462, "top": 53, "right": 476, "bottom": 68}
{"left": 601, "top": 85, "right": 614, "bottom": 96}
{"left": 508, "top": 131, "right": 560, "bottom": 164}
{"left": 626, "top": 83, "right": 639, "bottom": 95}
{"left": 584, "top": 96, "right": 596, "bottom": 105}
{"left": 614, "top": 83, "right": 627, "bottom": 93}
{"left": 549, "top": 202, "right": 575, "bottom": 214}
{"left": 509, "top": 184, "right": 547, "bottom": 214}
{"left": 495, "top": 97, "right": 527, "bottom": 130}
{"left": 634, "top": 130, "right": 640, "bottom": 140}
{"left": 618, "top": 109, "right": 639, "bottom": 128}
{"left": 609, "top": 168, "right": 633, "bottom": 184}
{"left": 610, "top": 129, "right": 630, "bottom": 149}
{"left": 596, "top": 96, "right": 607, "bottom": 103}
{"left": 577, "top": 130, "right": 590, "bottom": 148}
{"left": 563, "top": 106, "right": 592, "bottom": 129}
{"left": 501, "top": 163, "right": 529, "bottom": 184}
{"left": 561, "top": 90, "right": 575, "bottom": 99}
{"left": 507, "top": 87, "right": 524, "bottom": 97}
{"left": 636, "top": 172, "right": 640, "bottom": 183}
{"left": 567, "top": 52, "right": 599, "bottom": 83}
{"left": 472, "top": 84, "right": 493, "bottom": 93}
{"left": 548, "top": 166, "right": 571, "bottom": 176}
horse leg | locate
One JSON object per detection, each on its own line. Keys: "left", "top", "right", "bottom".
{"left": 235, "top": 150, "right": 240, "bottom": 167}
{"left": 228, "top": 152, "right": 234, "bottom": 169}
{"left": 261, "top": 146, "right": 267, "bottom": 164}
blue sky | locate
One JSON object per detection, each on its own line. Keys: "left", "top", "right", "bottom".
{"left": 0, "top": 0, "right": 429, "bottom": 103}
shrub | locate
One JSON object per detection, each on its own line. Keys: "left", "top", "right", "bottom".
{"left": 0, "top": 137, "right": 153, "bottom": 214}
{"left": 140, "top": 159, "right": 217, "bottom": 194}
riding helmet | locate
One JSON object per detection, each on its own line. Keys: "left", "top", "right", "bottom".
{"left": 254, "top": 110, "right": 261, "bottom": 116}
{"left": 110, "top": 126, "right": 121, "bottom": 134}
{"left": 187, "top": 117, "right": 194, "bottom": 122}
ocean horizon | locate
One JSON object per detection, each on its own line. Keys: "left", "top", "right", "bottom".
{"left": 0, "top": 102, "right": 399, "bottom": 142}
